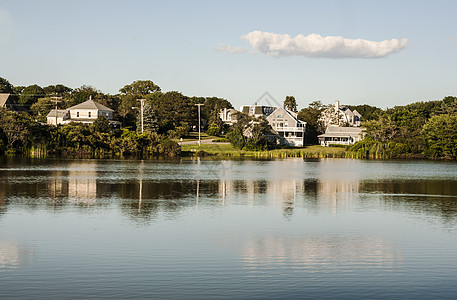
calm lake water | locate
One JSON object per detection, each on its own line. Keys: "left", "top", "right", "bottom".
{"left": 1, "top": 157, "right": 457, "bottom": 299}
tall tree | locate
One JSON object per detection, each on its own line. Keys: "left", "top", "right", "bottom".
{"left": 284, "top": 96, "right": 298, "bottom": 112}
{"left": 137, "top": 102, "right": 159, "bottom": 133}
{"left": 298, "top": 101, "right": 325, "bottom": 144}
{"left": 422, "top": 114, "right": 457, "bottom": 159}
{"left": 68, "top": 85, "right": 99, "bottom": 107}
{"left": 18, "top": 84, "right": 45, "bottom": 107}
{"left": 152, "top": 91, "right": 196, "bottom": 132}
{"left": 119, "top": 80, "right": 161, "bottom": 96}
{"left": 43, "top": 84, "right": 73, "bottom": 96}
{"left": 30, "top": 98, "right": 55, "bottom": 122}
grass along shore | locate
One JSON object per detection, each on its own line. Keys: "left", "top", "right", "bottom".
{"left": 181, "top": 143, "right": 362, "bottom": 158}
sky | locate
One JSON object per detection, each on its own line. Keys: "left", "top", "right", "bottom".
{"left": 1, "top": 0, "right": 457, "bottom": 109}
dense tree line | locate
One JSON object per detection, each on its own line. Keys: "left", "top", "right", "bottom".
{"left": 3, "top": 76, "right": 457, "bottom": 158}
{"left": 0, "top": 77, "right": 230, "bottom": 157}
{"left": 0, "top": 108, "right": 180, "bottom": 157}
{"left": 349, "top": 96, "right": 457, "bottom": 159}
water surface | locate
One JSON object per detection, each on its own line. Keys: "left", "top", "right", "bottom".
{"left": 1, "top": 157, "right": 457, "bottom": 299}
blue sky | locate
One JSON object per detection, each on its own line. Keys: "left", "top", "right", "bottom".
{"left": 1, "top": 0, "right": 457, "bottom": 109}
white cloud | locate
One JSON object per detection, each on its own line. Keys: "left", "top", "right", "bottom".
{"left": 240, "top": 31, "right": 408, "bottom": 58}
{"left": 212, "top": 43, "right": 247, "bottom": 54}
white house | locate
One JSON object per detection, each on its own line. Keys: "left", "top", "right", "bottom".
{"left": 319, "top": 100, "right": 362, "bottom": 128}
{"left": 46, "top": 109, "right": 69, "bottom": 126}
{"left": 318, "top": 126, "right": 365, "bottom": 147}
{"left": 266, "top": 107, "right": 306, "bottom": 147}
{"left": 46, "top": 96, "right": 117, "bottom": 126}
{"left": 219, "top": 108, "right": 239, "bottom": 125}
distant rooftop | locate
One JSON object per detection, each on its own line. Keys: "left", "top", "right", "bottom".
{"left": 68, "top": 99, "right": 113, "bottom": 111}
{"left": 0, "top": 93, "right": 11, "bottom": 107}
{"left": 46, "top": 109, "right": 68, "bottom": 118}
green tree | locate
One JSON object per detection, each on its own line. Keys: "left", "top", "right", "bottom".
{"left": 13, "top": 86, "right": 25, "bottom": 95}
{"left": 30, "top": 98, "right": 55, "bottom": 122}
{"left": 152, "top": 91, "right": 197, "bottom": 132}
{"left": 43, "top": 84, "right": 73, "bottom": 96}
{"left": 0, "top": 77, "right": 13, "bottom": 93}
{"left": 137, "top": 102, "right": 159, "bottom": 133}
{"left": 298, "top": 100, "right": 324, "bottom": 144}
{"left": 347, "top": 104, "right": 382, "bottom": 121}
{"left": 18, "top": 84, "right": 45, "bottom": 107}
{"left": 119, "top": 80, "right": 161, "bottom": 96}
{"left": 198, "top": 97, "right": 232, "bottom": 128}
{"left": 68, "top": 85, "right": 99, "bottom": 107}
{"left": 422, "top": 114, "right": 457, "bottom": 159}
{"left": 284, "top": 96, "right": 298, "bottom": 112}
{"left": 206, "top": 110, "right": 226, "bottom": 136}
{"left": 0, "top": 108, "right": 33, "bottom": 152}
{"left": 226, "top": 113, "right": 271, "bottom": 150}
{"left": 92, "top": 116, "right": 111, "bottom": 133}
{"left": 118, "top": 81, "right": 161, "bottom": 128}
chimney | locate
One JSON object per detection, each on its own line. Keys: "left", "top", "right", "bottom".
{"left": 334, "top": 100, "right": 340, "bottom": 111}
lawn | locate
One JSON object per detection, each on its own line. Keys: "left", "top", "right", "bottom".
{"left": 181, "top": 143, "right": 358, "bottom": 158}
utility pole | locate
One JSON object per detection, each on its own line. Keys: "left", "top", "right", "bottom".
{"left": 195, "top": 103, "right": 204, "bottom": 146}
{"left": 138, "top": 99, "right": 145, "bottom": 134}
{"left": 50, "top": 95, "right": 62, "bottom": 126}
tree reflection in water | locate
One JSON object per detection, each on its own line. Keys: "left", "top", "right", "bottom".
{"left": 0, "top": 159, "right": 456, "bottom": 228}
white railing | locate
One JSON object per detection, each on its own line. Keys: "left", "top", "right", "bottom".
{"left": 275, "top": 126, "right": 305, "bottom": 132}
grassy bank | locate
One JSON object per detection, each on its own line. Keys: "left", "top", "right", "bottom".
{"left": 182, "top": 143, "right": 362, "bottom": 158}
{"left": 172, "top": 132, "right": 218, "bottom": 143}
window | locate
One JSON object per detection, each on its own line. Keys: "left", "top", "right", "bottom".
{"left": 88, "top": 112, "right": 91, "bottom": 118}
{"left": 76, "top": 111, "right": 79, "bottom": 118}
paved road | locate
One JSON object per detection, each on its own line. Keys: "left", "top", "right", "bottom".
{"left": 178, "top": 138, "right": 215, "bottom": 145}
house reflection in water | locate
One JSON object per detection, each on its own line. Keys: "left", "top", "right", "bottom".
{"left": 217, "top": 176, "right": 361, "bottom": 216}
{"left": 315, "top": 178, "right": 360, "bottom": 213}
{"left": 68, "top": 162, "right": 98, "bottom": 206}
{"left": 218, "top": 179, "right": 304, "bottom": 217}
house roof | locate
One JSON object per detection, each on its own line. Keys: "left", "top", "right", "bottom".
{"left": 318, "top": 126, "right": 364, "bottom": 138}
{"left": 68, "top": 99, "right": 114, "bottom": 112}
{"left": 0, "top": 93, "right": 10, "bottom": 107}
{"left": 353, "top": 110, "right": 362, "bottom": 117}
{"left": 241, "top": 105, "right": 277, "bottom": 116}
{"left": 46, "top": 109, "right": 68, "bottom": 118}
{"left": 268, "top": 106, "right": 306, "bottom": 125}
{"left": 325, "top": 126, "right": 363, "bottom": 133}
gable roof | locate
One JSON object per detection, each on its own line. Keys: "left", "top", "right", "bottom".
{"left": 68, "top": 99, "right": 113, "bottom": 111}
{"left": 353, "top": 110, "right": 362, "bottom": 118}
{"left": 267, "top": 106, "right": 305, "bottom": 125}
{"left": 46, "top": 109, "right": 68, "bottom": 118}
{"left": 0, "top": 93, "right": 11, "bottom": 107}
